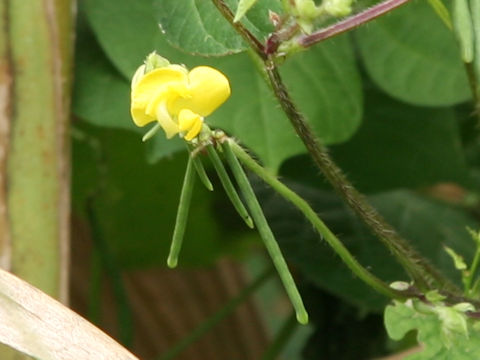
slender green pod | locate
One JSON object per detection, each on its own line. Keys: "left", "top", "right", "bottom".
{"left": 167, "top": 157, "right": 196, "bottom": 268}
{"left": 221, "top": 140, "right": 309, "bottom": 324}
{"left": 452, "top": 0, "right": 474, "bottom": 62}
{"left": 190, "top": 152, "right": 214, "bottom": 191}
{"left": 206, "top": 145, "right": 254, "bottom": 228}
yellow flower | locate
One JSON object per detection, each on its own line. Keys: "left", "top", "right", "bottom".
{"left": 130, "top": 61, "right": 231, "bottom": 141}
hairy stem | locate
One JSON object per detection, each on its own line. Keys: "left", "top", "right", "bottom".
{"left": 211, "top": 0, "right": 266, "bottom": 58}
{"left": 263, "top": 62, "right": 451, "bottom": 291}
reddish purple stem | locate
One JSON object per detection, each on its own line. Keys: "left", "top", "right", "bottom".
{"left": 299, "top": 0, "right": 411, "bottom": 47}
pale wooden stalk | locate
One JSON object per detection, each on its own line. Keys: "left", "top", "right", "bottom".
{"left": 0, "top": 0, "right": 75, "bottom": 357}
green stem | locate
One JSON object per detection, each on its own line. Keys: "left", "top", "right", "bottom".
{"left": 261, "top": 312, "right": 298, "bottom": 360}
{"left": 466, "top": 244, "right": 480, "bottom": 294}
{"left": 158, "top": 268, "right": 273, "bottom": 360}
{"left": 211, "top": 0, "right": 266, "bottom": 58}
{"left": 229, "top": 139, "right": 404, "bottom": 300}
{"left": 206, "top": 144, "right": 254, "bottom": 228}
{"left": 167, "top": 157, "right": 196, "bottom": 268}
{"left": 264, "top": 62, "right": 455, "bottom": 292}
{"left": 222, "top": 141, "right": 309, "bottom": 324}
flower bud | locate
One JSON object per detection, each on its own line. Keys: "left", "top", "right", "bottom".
{"left": 323, "top": 0, "right": 353, "bottom": 17}
{"left": 145, "top": 51, "right": 170, "bottom": 72}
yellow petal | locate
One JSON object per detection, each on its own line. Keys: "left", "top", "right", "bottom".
{"left": 178, "top": 108, "right": 200, "bottom": 131}
{"left": 170, "top": 66, "right": 231, "bottom": 117}
{"left": 130, "top": 67, "right": 188, "bottom": 127}
{"left": 131, "top": 107, "right": 156, "bottom": 127}
{"left": 131, "top": 64, "right": 146, "bottom": 89}
{"left": 156, "top": 102, "right": 180, "bottom": 139}
{"left": 184, "top": 119, "right": 203, "bottom": 141}
{"left": 179, "top": 109, "right": 203, "bottom": 141}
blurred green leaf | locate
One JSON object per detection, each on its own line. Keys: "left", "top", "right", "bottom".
{"left": 234, "top": 0, "right": 259, "bottom": 22}
{"left": 280, "top": 34, "right": 363, "bottom": 145}
{"left": 83, "top": 0, "right": 170, "bottom": 78}
{"left": 154, "top": 0, "right": 279, "bottom": 56}
{"left": 281, "top": 89, "right": 468, "bottom": 192}
{"left": 73, "top": 26, "right": 137, "bottom": 132}
{"left": 73, "top": 124, "right": 230, "bottom": 268}
{"left": 356, "top": 0, "right": 470, "bottom": 106}
{"left": 259, "top": 184, "right": 477, "bottom": 311}
{"left": 385, "top": 301, "right": 480, "bottom": 359}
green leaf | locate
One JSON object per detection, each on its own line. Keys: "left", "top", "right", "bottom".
{"left": 154, "top": 0, "right": 279, "bottom": 56}
{"left": 385, "top": 301, "right": 480, "bottom": 359}
{"left": 281, "top": 34, "right": 363, "bottom": 145}
{"left": 281, "top": 89, "right": 468, "bottom": 192}
{"left": 82, "top": 0, "right": 168, "bottom": 78}
{"left": 156, "top": 0, "right": 244, "bottom": 55}
{"left": 234, "top": 0, "right": 259, "bottom": 22}
{"left": 73, "top": 26, "right": 138, "bottom": 132}
{"left": 356, "top": 0, "right": 470, "bottom": 106}
{"left": 444, "top": 246, "right": 467, "bottom": 270}
{"left": 260, "top": 187, "right": 477, "bottom": 311}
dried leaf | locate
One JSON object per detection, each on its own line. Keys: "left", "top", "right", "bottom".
{"left": 0, "top": 268, "right": 139, "bottom": 360}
